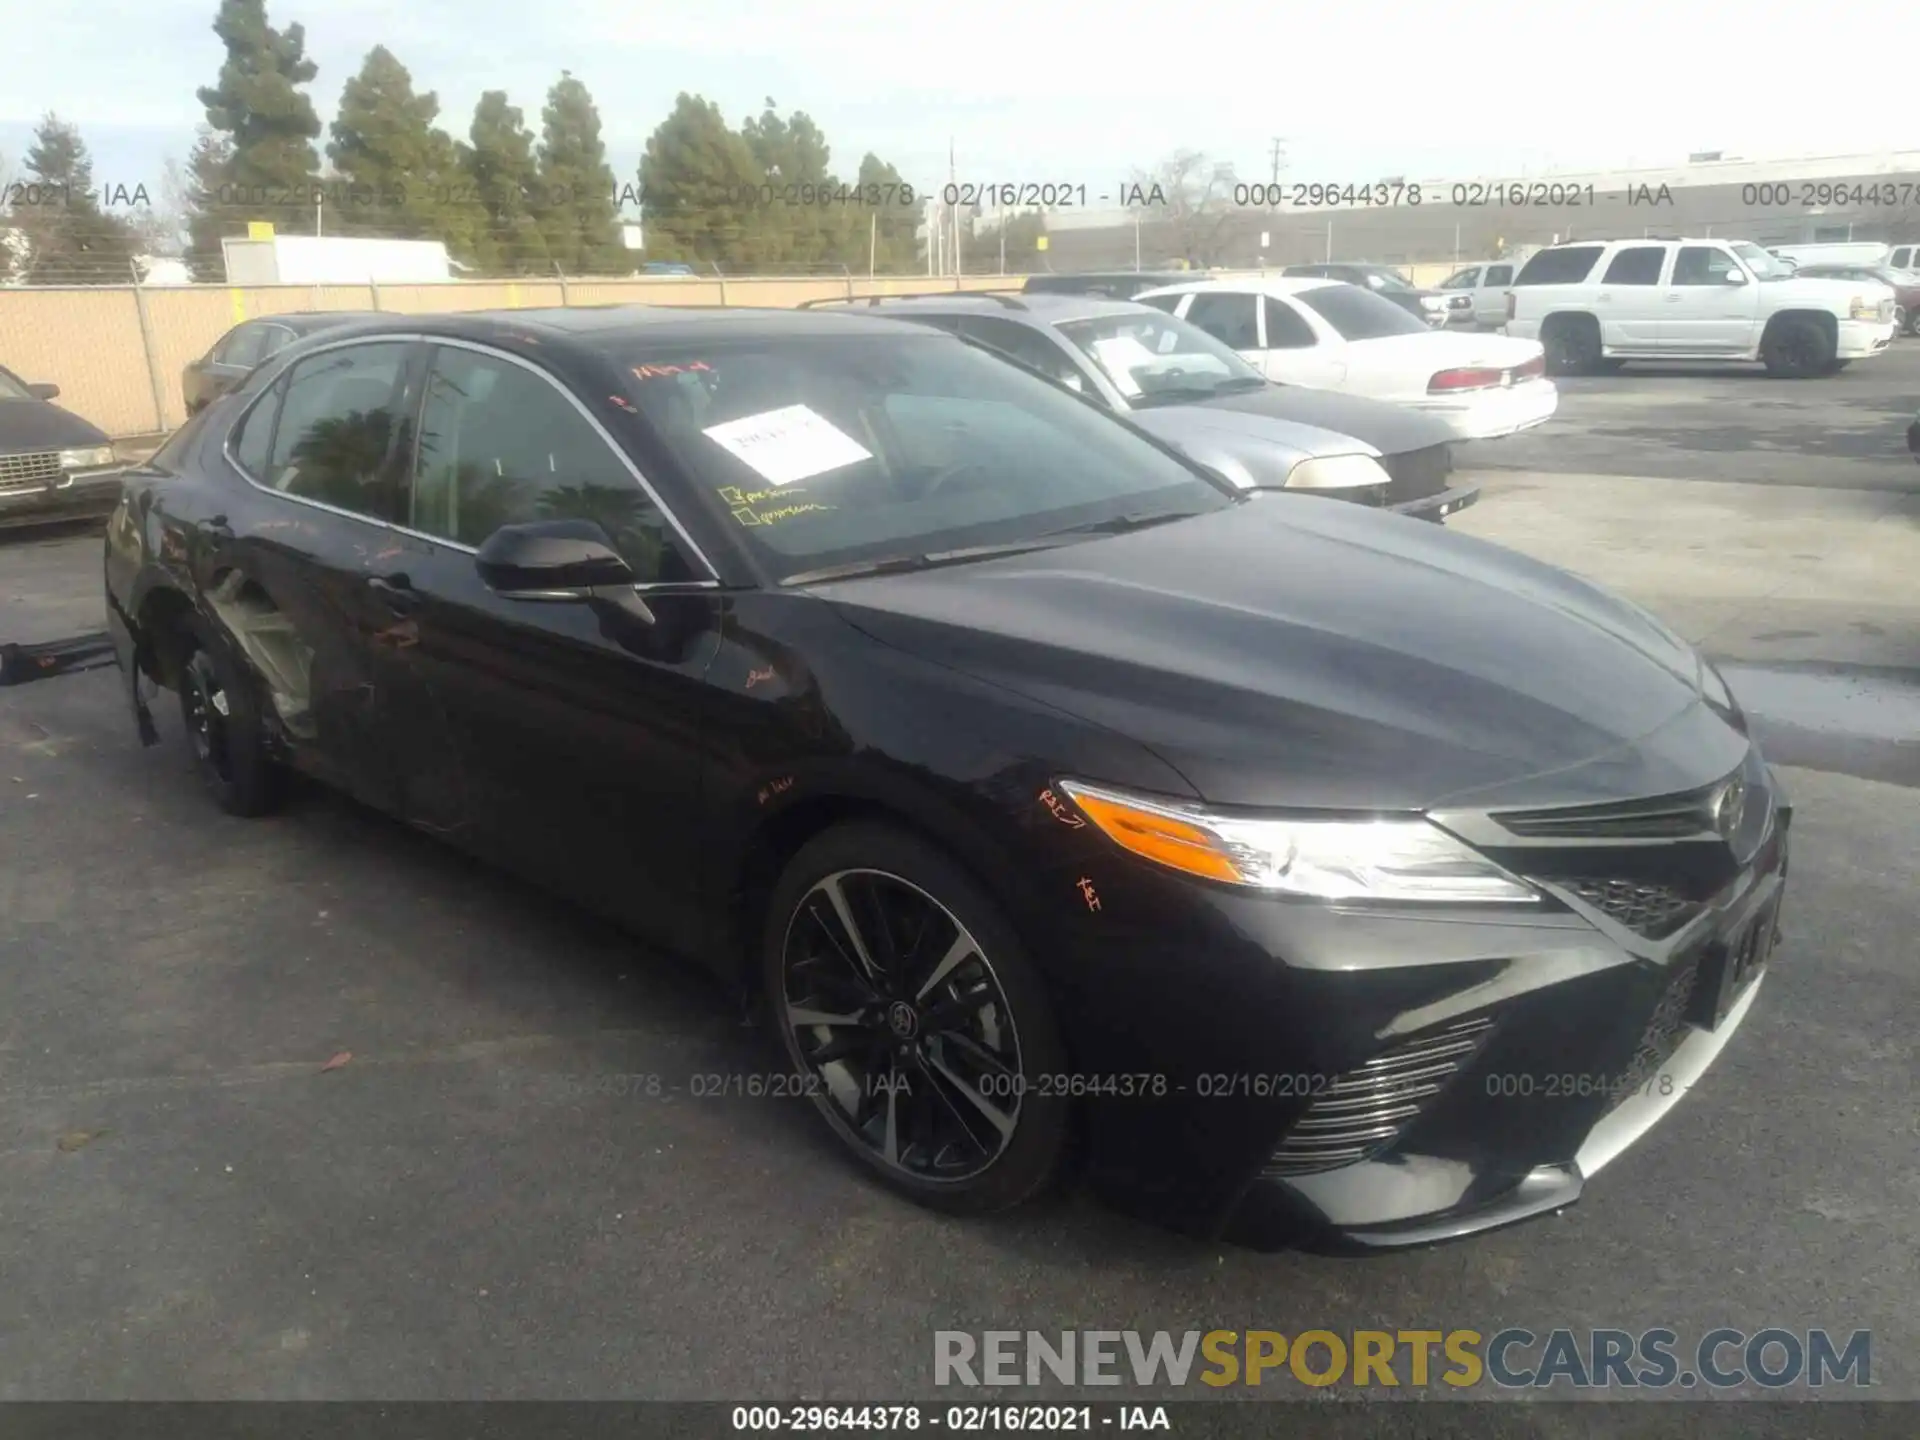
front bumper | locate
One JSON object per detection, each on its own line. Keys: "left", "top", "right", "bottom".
{"left": 0, "top": 465, "right": 127, "bottom": 531}
{"left": 1035, "top": 750, "right": 1789, "bottom": 1249}
{"left": 1411, "top": 378, "right": 1558, "bottom": 441}
{"left": 1393, "top": 482, "right": 1480, "bottom": 523}
{"left": 1836, "top": 317, "right": 1895, "bottom": 359}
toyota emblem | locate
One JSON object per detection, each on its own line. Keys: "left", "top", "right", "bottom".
{"left": 1712, "top": 775, "right": 1748, "bottom": 841}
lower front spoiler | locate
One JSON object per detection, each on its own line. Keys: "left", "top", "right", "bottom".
{"left": 1392, "top": 482, "right": 1481, "bottom": 524}
{"left": 1230, "top": 969, "right": 1770, "bottom": 1253}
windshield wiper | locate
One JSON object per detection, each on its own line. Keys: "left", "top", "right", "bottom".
{"left": 1042, "top": 509, "right": 1201, "bottom": 538}
{"left": 1212, "top": 376, "right": 1270, "bottom": 393}
{"left": 782, "top": 537, "right": 1078, "bottom": 586}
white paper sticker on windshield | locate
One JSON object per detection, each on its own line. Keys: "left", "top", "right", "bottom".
{"left": 1089, "top": 336, "right": 1158, "bottom": 396}
{"left": 702, "top": 404, "right": 872, "bottom": 487}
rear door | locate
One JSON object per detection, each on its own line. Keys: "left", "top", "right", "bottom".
{"left": 372, "top": 339, "right": 724, "bottom": 956}
{"left": 208, "top": 338, "right": 421, "bottom": 809}
{"left": 189, "top": 321, "right": 274, "bottom": 410}
{"left": 1474, "top": 263, "right": 1514, "bottom": 325}
{"left": 1592, "top": 244, "right": 1668, "bottom": 348}
{"left": 1257, "top": 295, "right": 1345, "bottom": 387}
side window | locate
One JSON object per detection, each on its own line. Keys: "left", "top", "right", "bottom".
{"left": 410, "top": 346, "right": 689, "bottom": 582}
{"left": 214, "top": 323, "right": 270, "bottom": 369}
{"left": 1601, "top": 246, "right": 1667, "bottom": 285}
{"left": 958, "top": 316, "right": 1088, "bottom": 391}
{"left": 229, "top": 377, "right": 280, "bottom": 478}
{"left": 263, "top": 342, "right": 409, "bottom": 519}
{"left": 1671, "top": 246, "right": 1740, "bottom": 286}
{"left": 1262, "top": 298, "right": 1317, "bottom": 349}
{"left": 260, "top": 325, "right": 298, "bottom": 360}
{"left": 1134, "top": 293, "right": 1182, "bottom": 316}
{"left": 1442, "top": 269, "right": 1479, "bottom": 289}
{"left": 1484, "top": 264, "right": 1513, "bottom": 286}
{"left": 1513, "top": 245, "right": 1605, "bottom": 285}
{"left": 1184, "top": 292, "right": 1260, "bottom": 350}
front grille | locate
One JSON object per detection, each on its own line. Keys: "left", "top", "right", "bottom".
{"left": 1262, "top": 1016, "right": 1494, "bottom": 1178}
{"left": 0, "top": 450, "right": 62, "bottom": 495}
{"left": 1495, "top": 787, "right": 1716, "bottom": 840}
{"left": 1380, "top": 443, "right": 1453, "bottom": 507}
{"left": 1609, "top": 956, "right": 1702, "bottom": 1110}
{"left": 1560, "top": 877, "right": 1700, "bottom": 938}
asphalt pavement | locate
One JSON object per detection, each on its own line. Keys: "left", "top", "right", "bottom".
{"left": 2, "top": 349, "right": 1918, "bottom": 1408}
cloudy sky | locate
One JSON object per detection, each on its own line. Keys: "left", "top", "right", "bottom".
{"left": 4, "top": 0, "right": 1912, "bottom": 210}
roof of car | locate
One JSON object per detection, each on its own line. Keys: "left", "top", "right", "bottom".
{"left": 274, "top": 311, "right": 384, "bottom": 332}
{"left": 1133, "top": 276, "right": 1337, "bottom": 299}
{"left": 268, "top": 304, "right": 931, "bottom": 347}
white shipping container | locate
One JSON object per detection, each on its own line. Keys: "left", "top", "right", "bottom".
{"left": 220, "top": 235, "right": 453, "bottom": 285}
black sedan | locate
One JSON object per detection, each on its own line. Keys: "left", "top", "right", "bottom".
{"left": 182, "top": 311, "right": 382, "bottom": 416}
{"left": 0, "top": 364, "right": 124, "bottom": 530}
{"left": 104, "top": 306, "right": 1790, "bottom": 1247}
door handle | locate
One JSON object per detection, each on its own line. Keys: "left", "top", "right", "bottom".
{"left": 368, "top": 574, "right": 424, "bottom": 614}
{"left": 1665, "top": 294, "right": 1683, "bottom": 303}
{"left": 201, "top": 514, "right": 234, "bottom": 539}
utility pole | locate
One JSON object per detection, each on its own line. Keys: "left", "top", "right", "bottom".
{"left": 1269, "top": 137, "right": 1288, "bottom": 186}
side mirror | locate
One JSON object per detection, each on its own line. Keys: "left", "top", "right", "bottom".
{"left": 475, "top": 518, "right": 638, "bottom": 600}
{"left": 1722, "top": 269, "right": 1749, "bottom": 286}
{"left": 28, "top": 382, "right": 60, "bottom": 401}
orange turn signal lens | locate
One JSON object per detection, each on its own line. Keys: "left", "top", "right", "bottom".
{"left": 1059, "top": 786, "right": 1246, "bottom": 885}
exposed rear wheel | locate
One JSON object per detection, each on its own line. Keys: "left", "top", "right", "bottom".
{"left": 1542, "top": 315, "right": 1602, "bottom": 376}
{"left": 763, "top": 823, "right": 1070, "bottom": 1214}
{"left": 1760, "top": 316, "right": 1836, "bottom": 378}
{"left": 176, "top": 612, "right": 285, "bottom": 816}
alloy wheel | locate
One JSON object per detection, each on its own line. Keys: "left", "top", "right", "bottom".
{"left": 780, "top": 868, "right": 1024, "bottom": 1183}
{"left": 183, "top": 651, "right": 233, "bottom": 780}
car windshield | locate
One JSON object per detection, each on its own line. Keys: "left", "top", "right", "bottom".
{"left": 1052, "top": 311, "right": 1267, "bottom": 409}
{"left": 0, "top": 369, "right": 34, "bottom": 402}
{"left": 1295, "top": 284, "right": 1433, "bottom": 340}
{"left": 1731, "top": 243, "right": 1794, "bottom": 280}
{"left": 616, "top": 331, "right": 1233, "bottom": 580}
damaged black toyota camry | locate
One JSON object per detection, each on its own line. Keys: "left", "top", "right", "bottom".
{"left": 104, "top": 306, "right": 1789, "bottom": 1249}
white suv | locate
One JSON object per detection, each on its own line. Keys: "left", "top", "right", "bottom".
{"left": 1504, "top": 238, "right": 1896, "bottom": 377}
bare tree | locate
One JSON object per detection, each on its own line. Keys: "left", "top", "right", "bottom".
{"left": 1127, "top": 149, "right": 1239, "bottom": 267}
{"left": 130, "top": 154, "right": 191, "bottom": 258}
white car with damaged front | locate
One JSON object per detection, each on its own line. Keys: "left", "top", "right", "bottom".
{"left": 1136, "top": 277, "right": 1558, "bottom": 442}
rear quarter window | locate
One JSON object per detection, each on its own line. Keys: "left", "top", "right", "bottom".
{"left": 1513, "top": 246, "right": 1606, "bottom": 286}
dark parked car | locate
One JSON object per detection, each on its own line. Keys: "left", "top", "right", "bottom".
{"left": 181, "top": 311, "right": 381, "bottom": 416}
{"left": 801, "top": 291, "right": 1472, "bottom": 518}
{"left": 1790, "top": 264, "right": 1920, "bottom": 336}
{"left": 0, "top": 363, "right": 124, "bottom": 530}
{"left": 106, "top": 307, "right": 1789, "bottom": 1248}
{"left": 1282, "top": 263, "right": 1463, "bottom": 327}
{"left": 1023, "top": 271, "right": 1207, "bottom": 301}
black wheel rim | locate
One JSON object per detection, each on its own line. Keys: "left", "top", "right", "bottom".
{"left": 184, "top": 652, "right": 233, "bottom": 780}
{"left": 1781, "top": 329, "right": 1819, "bottom": 371}
{"left": 781, "top": 869, "right": 1023, "bottom": 1183}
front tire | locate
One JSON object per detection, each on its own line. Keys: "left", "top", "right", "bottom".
{"left": 1760, "top": 316, "right": 1836, "bottom": 378}
{"left": 176, "top": 612, "right": 285, "bottom": 817}
{"left": 763, "top": 822, "right": 1070, "bottom": 1214}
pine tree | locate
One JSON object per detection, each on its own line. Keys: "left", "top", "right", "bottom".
{"left": 535, "top": 72, "right": 621, "bottom": 274}
{"left": 463, "top": 91, "right": 549, "bottom": 275}
{"left": 639, "top": 94, "right": 768, "bottom": 268}
{"left": 17, "top": 114, "right": 138, "bottom": 284}
{"left": 326, "top": 45, "right": 484, "bottom": 258}
{"left": 182, "top": 125, "right": 235, "bottom": 280}
{"left": 189, "top": 0, "right": 322, "bottom": 268}
{"left": 741, "top": 100, "right": 848, "bottom": 268}
{"left": 857, "top": 154, "right": 921, "bottom": 273}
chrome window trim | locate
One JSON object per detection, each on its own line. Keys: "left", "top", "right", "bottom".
{"left": 219, "top": 331, "right": 720, "bottom": 583}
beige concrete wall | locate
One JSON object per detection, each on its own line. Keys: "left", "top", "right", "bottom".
{"left": 0, "top": 274, "right": 1028, "bottom": 438}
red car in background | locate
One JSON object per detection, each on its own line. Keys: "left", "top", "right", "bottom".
{"left": 1791, "top": 263, "right": 1920, "bottom": 337}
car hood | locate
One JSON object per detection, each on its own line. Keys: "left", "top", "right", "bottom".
{"left": 819, "top": 496, "right": 1739, "bottom": 812}
{"left": 1176, "top": 384, "right": 1456, "bottom": 456}
{"left": 0, "top": 400, "right": 109, "bottom": 453}
{"left": 1126, "top": 405, "right": 1380, "bottom": 490}
{"left": 1774, "top": 276, "right": 1886, "bottom": 306}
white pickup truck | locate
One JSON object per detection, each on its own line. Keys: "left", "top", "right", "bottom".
{"left": 1504, "top": 237, "right": 1896, "bottom": 377}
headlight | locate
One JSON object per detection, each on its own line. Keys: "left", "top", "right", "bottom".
{"left": 58, "top": 445, "right": 115, "bottom": 470}
{"left": 1285, "top": 453, "right": 1391, "bottom": 492}
{"left": 1848, "top": 295, "right": 1880, "bottom": 321}
{"left": 1056, "top": 779, "right": 1539, "bottom": 904}
{"left": 1420, "top": 295, "right": 1445, "bottom": 310}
